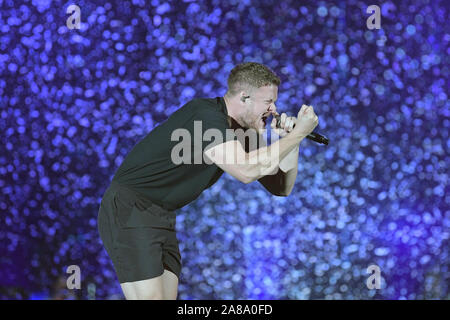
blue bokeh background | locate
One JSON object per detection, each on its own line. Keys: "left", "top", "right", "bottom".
{"left": 0, "top": 0, "right": 448, "bottom": 299}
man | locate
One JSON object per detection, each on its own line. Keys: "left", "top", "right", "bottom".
{"left": 97, "top": 62, "right": 319, "bottom": 300}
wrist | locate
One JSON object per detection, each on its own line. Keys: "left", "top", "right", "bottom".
{"left": 287, "top": 130, "right": 306, "bottom": 143}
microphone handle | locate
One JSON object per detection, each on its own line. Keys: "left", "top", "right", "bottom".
{"left": 275, "top": 115, "right": 329, "bottom": 145}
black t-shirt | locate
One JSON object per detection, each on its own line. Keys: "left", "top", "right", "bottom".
{"left": 112, "top": 97, "right": 236, "bottom": 211}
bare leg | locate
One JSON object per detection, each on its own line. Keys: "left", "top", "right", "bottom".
{"left": 120, "top": 282, "right": 137, "bottom": 300}
{"left": 120, "top": 273, "right": 165, "bottom": 300}
{"left": 161, "top": 269, "right": 179, "bottom": 300}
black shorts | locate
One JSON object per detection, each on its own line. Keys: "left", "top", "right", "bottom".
{"left": 97, "top": 180, "right": 181, "bottom": 283}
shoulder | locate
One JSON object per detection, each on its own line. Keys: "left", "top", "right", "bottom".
{"left": 186, "top": 97, "right": 227, "bottom": 124}
{"left": 173, "top": 97, "right": 230, "bottom": 131}
{"left": 187, "top": 97, "right": 222, "bottom": 114}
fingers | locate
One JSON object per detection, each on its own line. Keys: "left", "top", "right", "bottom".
{"left": 301, "top": 105, "right": 316, "bottom": 118}
{"left": 273, "top": 107, "right": 317, "bottom": 133}
{"left": 296, "top": 104, "right": 319, "bottom": 128}
{"left": 280, "top": 113, "right": 296, "bottom": 132}
{"left": 274, "top": 113, "right": 296, "bottom": 132}
{"left": 271, "top": 117, "right": 277, "bottom": 129}
{"left": 297, "top": 106, "right": 304, "bottom": 117}
{"left": 298, "top": 104, "right": 310, "bottom": 117}
{"left": 280, "top": 113, "right": 287, "bottom": 128}
{"left": 303, "top": 105, "right": 313, "bottom": 114}
{"left": 286, "top": 117, "right": 295, "bottom": 132}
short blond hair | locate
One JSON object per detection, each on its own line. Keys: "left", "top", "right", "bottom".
{"left": 226, "top": 62, "right": 281, "bottom": 97}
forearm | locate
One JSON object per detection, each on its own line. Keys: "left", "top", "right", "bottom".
{"left": 246, "top": 131, "right": 305, "bottom": 182}
{"left": 277, "top": 145, "right": 299, "bottom": 195}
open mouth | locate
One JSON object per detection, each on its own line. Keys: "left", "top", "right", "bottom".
{"left": 260, "top": 113, "right": 271, "bottom": 126}
{"left": 261, "top": 116, "right": 267, "bottom": 126}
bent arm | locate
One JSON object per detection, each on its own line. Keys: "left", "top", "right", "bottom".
{"left": 258, "top": 144, "right": 299, "bottom": 196}
{"left": 204, "top": 131, "right": 305, "bottom": 184}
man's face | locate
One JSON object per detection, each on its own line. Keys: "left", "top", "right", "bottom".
{"left": 242, "top": 84, "right": 278, "bottom": 133}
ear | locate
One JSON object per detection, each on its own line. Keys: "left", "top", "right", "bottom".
{"left": 240, "top": 95, "right": 250, "bottom": 102}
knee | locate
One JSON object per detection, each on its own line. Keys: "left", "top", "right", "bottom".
{"left": 164, "top": 291, "right": 178, "bottom": 300}
{"left": 136, "top": 290, "right": 164, "bottom": 300}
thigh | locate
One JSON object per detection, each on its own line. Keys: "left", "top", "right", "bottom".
{"left": 114, "top": 226, "right": 166, "bottom": 284}
{"left": 161, "top": 269, "right": 179, "bottom": 300}
{"left": 121, "top": 274, "right": 165, "bottom": 300}
{"left": 109, "top": 196, "right": 169, "bottom": 284}
{"left": 120, "top": 282, "right": 137, "bottom": 300}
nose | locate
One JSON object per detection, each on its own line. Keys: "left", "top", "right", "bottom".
{"left": 269, "top": 103, "right": 277, "bottom": 115}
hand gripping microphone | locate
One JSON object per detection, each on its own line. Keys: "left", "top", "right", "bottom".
{"left": 274, "top": 114, "right": 329, "bottom": 145}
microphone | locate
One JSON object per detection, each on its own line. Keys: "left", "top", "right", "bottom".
{"left": 274, "top": 114, "right": 329, "bottom": 145}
